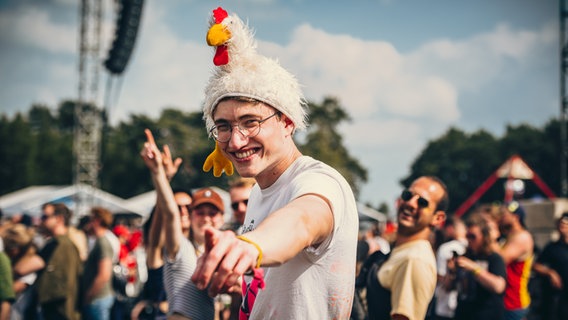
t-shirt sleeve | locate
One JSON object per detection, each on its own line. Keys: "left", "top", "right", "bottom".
{"left": 390, "top": 256, "right": 437, "bottom": 320}
{"left": 290, "top": 171, "right": 345, "bottom": 255}
{"left": 488, "top": 253, "right": 507, "bottom": 279}
{"left": 100, "top": 237, "right": 115, "bottom": 260}
{"left": 291, "top": 172, "right": 345, "bottom": 227}
{"left": 0, "top": 253, "right": 15, "bottom": 302}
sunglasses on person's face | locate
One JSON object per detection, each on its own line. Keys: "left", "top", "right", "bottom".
{"left": 466, "top": 233, "right": 477, "bottom": 240}
{"left": 231, "top": 199, "right": 249, "bottom": 211}
{"left": 41, "top": 214, "right": 54, "bottom": 221}
{"left": 400, "top": 189, "right": 430, "bottom": 208}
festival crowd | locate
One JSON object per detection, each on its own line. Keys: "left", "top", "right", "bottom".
{"left": 1, "top": 6, "right": 567, "bottom": 320}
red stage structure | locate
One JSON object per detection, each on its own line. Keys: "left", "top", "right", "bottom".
{"left": 454, "top": 154, "right": 556, "bottom": 217}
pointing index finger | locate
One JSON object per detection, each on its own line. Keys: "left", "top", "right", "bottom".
{"left": 144, "top": 128, "right": 156, "bottom": 146}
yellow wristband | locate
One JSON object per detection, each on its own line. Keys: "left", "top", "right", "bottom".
{"left": 236, "top": 235, "right": 263, "bottom": 269}
{"left": 473, "top": 267, "right": 482, "bottom": 276}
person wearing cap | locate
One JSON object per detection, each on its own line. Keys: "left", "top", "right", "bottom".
{"left": 494, "top": 201, "right": 534, "bottom": 320}
{"left": 532, "top": 212, "right": 568, "bottom": 320}
{"left": 184, "top": 7, "right": 359, "bottom": 320}
{"left": 140, "top": 135, "right": 225, "bottom": 320}
{"left": 188, "top": 188, "right": 225, "bottom": 256}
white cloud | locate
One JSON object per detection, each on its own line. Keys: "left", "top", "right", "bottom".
{"left": 0, "top": 6, "right": 76, "bottom": 54}
{"left": 406, "top": 22, "right": 557, "bottom": 92}
{"left": 260, "top": 24, "right": 460, "bottom": 125}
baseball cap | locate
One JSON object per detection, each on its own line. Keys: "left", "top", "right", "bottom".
{"left": 506, "top": 201, "right": 526, "bottom": 225}
{"left": 192, "top": 188, "right": 224, "bottom": 213}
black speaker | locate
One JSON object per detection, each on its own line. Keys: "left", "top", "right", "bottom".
{"left": 104, "top": 0, "right": 145, "bottom": 75}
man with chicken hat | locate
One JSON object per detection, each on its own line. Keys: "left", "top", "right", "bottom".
{"left": 190, "top": 6, "right": 359, "bottom": 320}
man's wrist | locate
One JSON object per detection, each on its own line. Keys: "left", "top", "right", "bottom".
{"left": 236, "top": 235, "right": 262, "bottom": 269}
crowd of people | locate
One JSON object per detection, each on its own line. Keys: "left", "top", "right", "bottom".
{"left": 1, "top": 6, "right": 568, "bottom": 320}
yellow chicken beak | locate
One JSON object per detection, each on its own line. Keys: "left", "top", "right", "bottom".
{"left": 207, "top": 23, "right": 232, "bottom": 46}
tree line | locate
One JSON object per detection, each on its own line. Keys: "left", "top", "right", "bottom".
{"left": 0, "top": 97, "right": 367, "bottom": 200}
{"left": 0, "top": 97, "right": 562, "bottom": 215}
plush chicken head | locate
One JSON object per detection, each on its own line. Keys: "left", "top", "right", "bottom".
{"left": 206, "top": 6, "right": 257, "bottom": 67}
{"left": 202, "top": 7, "right": 307, "bottom": 177}
{"left": 206, "top": 7, "right": 231, "bottom": 65}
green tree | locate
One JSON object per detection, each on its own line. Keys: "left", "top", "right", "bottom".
{"left": 0, "top": 113, "right": 34, "bottom": 193}
{"left": 298, "top": 96, "right": 368, "bottom": 198}
{"left": 27, "top": 104, "right": 73, "bottom": 185}
{"left": 401, "top": 119, "right": 561, "bottom": 214}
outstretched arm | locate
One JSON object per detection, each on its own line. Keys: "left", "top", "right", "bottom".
{"left": 192, "top": 193, "right": 334, "bottom": 296}
{"left": 456, "top": 256, "right": 506, "bottom": 294}
{"left": 140, "top": 129, "right": 184, "bottom": 260}
{"left": 533, "top": 262, "right": 563, "bottom": 289}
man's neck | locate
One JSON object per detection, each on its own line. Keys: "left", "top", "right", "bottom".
{"left": 94, "top": 227, "right": 107, "bottom": 238}
{"left": 256, "top": 146, "right": 301, "bottom": 189}
{"left": 395, "top": 227, "right": 430, "bottom": 247}
{"left": 52, "top": 224, "right": 68, "bottom": 237}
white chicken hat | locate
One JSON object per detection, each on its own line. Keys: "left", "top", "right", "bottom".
{"left": 202, "top": 7, "right": 308, "bottom": 133}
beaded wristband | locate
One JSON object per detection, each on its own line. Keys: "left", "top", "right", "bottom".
{"left": 236, "top": 235, "right": 263, "bottom": 269}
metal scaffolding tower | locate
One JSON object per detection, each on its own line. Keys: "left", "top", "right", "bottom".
{"left": 74, "top": 0, "right": 103, "bottom": 213}
{"left": 561, "top": 0, "right": 568, "bottom": 197}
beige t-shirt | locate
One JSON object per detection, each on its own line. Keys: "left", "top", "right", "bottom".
{"left": 378, "top": 239, "right": 437, "bottom": 320}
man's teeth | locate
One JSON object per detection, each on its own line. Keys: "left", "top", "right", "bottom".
{"left": 236, "top": 149, "right": 255, "bottom": 159}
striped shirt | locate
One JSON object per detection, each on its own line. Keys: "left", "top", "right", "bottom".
{"left": 163, "top": 237, "right": 214, "bottom": 319}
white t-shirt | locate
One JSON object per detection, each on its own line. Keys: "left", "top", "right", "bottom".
{"left": 241, "top": 156, "right": 359, "bottom": 319}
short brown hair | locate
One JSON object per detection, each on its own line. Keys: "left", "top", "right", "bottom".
{"left": 91, "top": 206, "right": 113, "bottom": 228}
{"left": 52, "top": 203, "right": 73, "bottom": 226}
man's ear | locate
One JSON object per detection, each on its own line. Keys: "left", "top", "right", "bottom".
{"left": 281, "top": 114, "right": 295, "bottom": 135}
{"left": 432, "top": 211, "right": 446, "bottom": 228}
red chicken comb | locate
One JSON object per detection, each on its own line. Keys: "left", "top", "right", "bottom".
{"left": 213, "top": 7, "right": 228, "bottom": 24}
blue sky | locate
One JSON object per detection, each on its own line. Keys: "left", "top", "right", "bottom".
{"left": 0, "top": 0, "right": 559, "bottom": 210}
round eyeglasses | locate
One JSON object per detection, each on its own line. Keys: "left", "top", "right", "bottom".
{"left": 210, "top": 112, "right": 280, "bottom": 143}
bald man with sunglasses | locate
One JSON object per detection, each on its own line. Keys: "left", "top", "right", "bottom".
{"left": 369, "top": 176, "right": 449, "bottom": 320}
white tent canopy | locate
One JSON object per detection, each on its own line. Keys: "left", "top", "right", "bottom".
{"left": 0, "top": 184, "right": 143, "bottom": 218}
{"left": 1, "top": 185, "right": 387, "bottom": 229}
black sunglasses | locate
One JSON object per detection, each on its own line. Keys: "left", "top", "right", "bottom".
{"left": 231, "top": 199, "right": 249, "bottom": 211}
{"left": 466, "top": 233, "right": 477, "bottom": 240}
{"left": 400, "top": 189, "right": 429, "bottom": 208}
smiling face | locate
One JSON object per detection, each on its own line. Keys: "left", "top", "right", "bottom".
{"left": 396, "top": 177, "right": 446, "bottom": 237}
{"left": 190, "top": 203, "right": 224, "bottom": 244}
{"left": 213, "top": 98, "right": 298, "bottom": 188}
